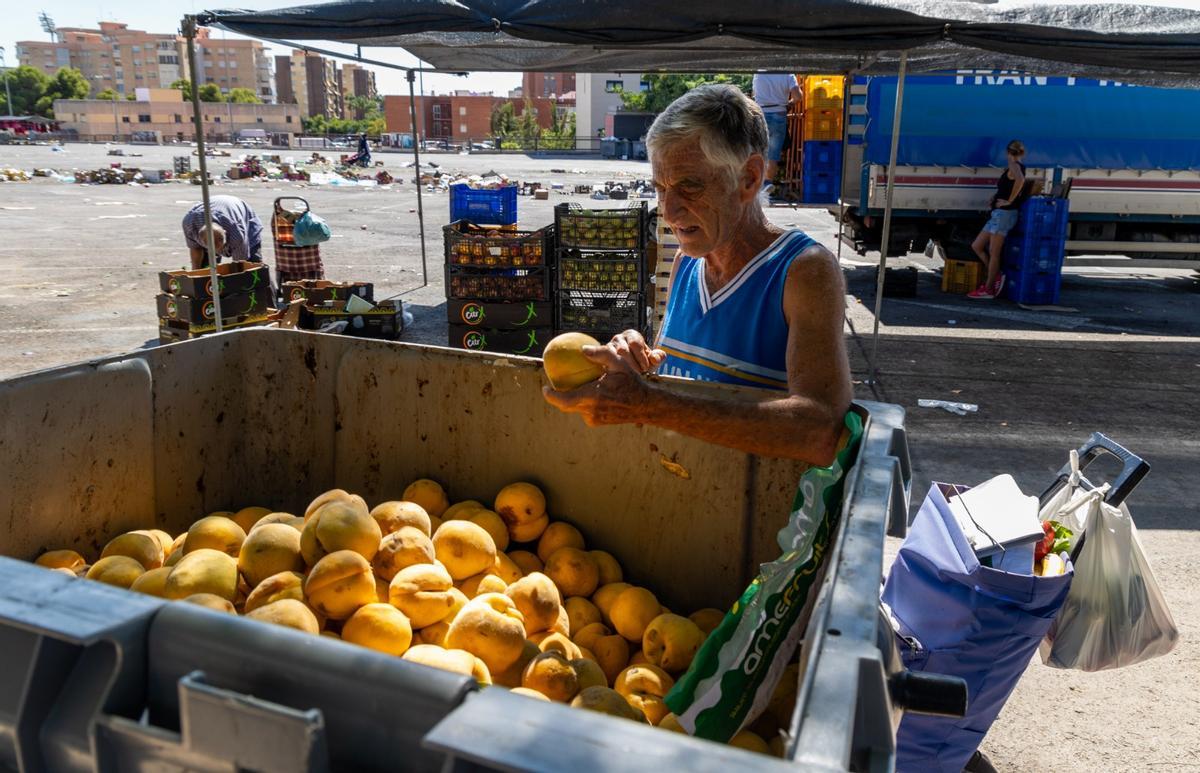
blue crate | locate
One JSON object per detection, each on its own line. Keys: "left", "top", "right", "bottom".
{"left": 1004, "top": 234, "right": 1066, "bottom": 274}
{"left": 1004, "top": 266, "right": 1061, "bottom": 305}
{"left": 802, "top": 171, "right": 841, "bottom": 204}
{"left": 803, "top": 140, "right": 843, "bottom": 172}
{"left": 1012, "top": 196, "right": 1070, "bottom": 239}
{"left": 450, "top": 184, "right": 518, "bottom": 226}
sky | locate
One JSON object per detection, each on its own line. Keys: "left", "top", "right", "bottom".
{"left": 0, "top": 0, "right": 522, "bottom": 97}
{"left": 4, "top": 0, "right": 1200, "bottom": 97}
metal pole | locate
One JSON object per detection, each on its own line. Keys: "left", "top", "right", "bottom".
{"left": 184, "top": 17, "right": 224, "bottom": 331}
{"left": 869, "top": 51, "right": 907, "bottom": 385}
{"left": 0, "top": 49, "right": 13, "bottom": 117}
{"left": 836, "top": 71, "right": 851, "bottom": 263}
{"left": 408, "top": 69, "right": 429, "bottom": 288}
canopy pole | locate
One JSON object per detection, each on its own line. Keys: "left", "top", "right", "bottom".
{"left": 183, "top": 17, "right": 223, "bottom": 331}
{"left": 835, "top": 71, "right": 852, "bottom": 264}
{"left": 868, "top": 51, "right": 907, "bottom": 386}
{"left": 407, "top": 69, "right": 428, "bottom": 288}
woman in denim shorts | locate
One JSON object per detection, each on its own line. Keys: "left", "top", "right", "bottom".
{"left": 968, "top": 140, "right": 1027, "bottom": 299}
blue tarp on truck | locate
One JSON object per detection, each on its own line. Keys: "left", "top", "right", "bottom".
{"left": 859, "top": 74, "right": 1200, "bottom": 171}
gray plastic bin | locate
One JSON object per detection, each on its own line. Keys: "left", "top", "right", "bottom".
{"left": 0, "top": 329, "right": 914, "bottom": 771}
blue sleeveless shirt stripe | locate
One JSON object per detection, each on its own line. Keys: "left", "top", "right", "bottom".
{"left": 657, "top": 229, "right": 816, "bottom": 390}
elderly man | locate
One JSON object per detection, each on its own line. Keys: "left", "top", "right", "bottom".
{"left": 544, "top": 84, "right": 851, "bottom": 467}
{"left": 181, "top": 194, "right": 264, "bottom": 269}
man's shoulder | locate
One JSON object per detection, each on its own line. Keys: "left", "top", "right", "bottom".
{"left": 784, "top": 238, "right": 840, "bottom": 293}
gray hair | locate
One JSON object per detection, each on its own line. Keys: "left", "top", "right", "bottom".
{"left": 646, "top": 84, "right": 769, "bottom": 185}
{"left": 199, "top": 222, "right": 226, "bottom": 247}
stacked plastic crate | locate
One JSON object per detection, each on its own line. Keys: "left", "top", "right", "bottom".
{"left": 444, "top": 184, "right": 556, "bottom": 354}
{"left": 554, "top": 203, "right": 650, "bottom": 341}
{"left": 801, "top": 76, "right": 846, "bottom": 204}
{"left": 1002, "top": 197, "right": 1071, "bottom": 305}
{"left": 652, "top": 214, "right": 681, "bottom": 333}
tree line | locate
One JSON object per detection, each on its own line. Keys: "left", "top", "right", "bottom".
{"left": 489, "top": 99, "right": 577, "bottom": 149}
{"left": 0, "top": 67, "right": 263, "bottom": 118}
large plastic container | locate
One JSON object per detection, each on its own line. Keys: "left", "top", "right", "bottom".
{"left": 0, "top": 330, "right": 916, "bottom": 772}
{"left": 449, "top": 184, "right": 519, "bottom": 226}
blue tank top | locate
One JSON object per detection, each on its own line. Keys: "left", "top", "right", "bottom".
{"left": 657, "top": 229, "right": 817, "bottom": 391}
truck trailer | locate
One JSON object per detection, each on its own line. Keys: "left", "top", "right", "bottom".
{"left": 839, "top": 72, "right": 1200, "bottom": 261}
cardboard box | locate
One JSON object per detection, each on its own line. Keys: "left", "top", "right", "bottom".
{"left": 157, "top": 284, "right": 275, "bottom": 324}
{"left": 159, "top": 262, "right": 272, "bottom": 300}
{"left": 445, "top": 300, "right": 553, "bottom": 330}
{"left": 447, "top": 325, "right": 552, "bottom": 356}
{"left": 282, "top": 279, "right": 374, "bottom": 305}
{"left": 157, "top": 311, "right": 273, "bottom": 343}
{"left": 300, "top": 300, "right": 404, "bottom": 340}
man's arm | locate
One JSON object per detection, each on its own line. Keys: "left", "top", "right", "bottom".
{"left": 545, "top": 246, "right": 852, "bottom": 466}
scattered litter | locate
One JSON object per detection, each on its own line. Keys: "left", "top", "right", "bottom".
{"left": 0, "top": 168, "right": 32, "bottom": 182}
{"left": 92, "top": 214, "right": 148, "bottom": 220}
{"left": 0, "top": 206, "right": 35, "bottom": 211}
{"left": 918, "top": 399, "right": 979, "bottom": 416}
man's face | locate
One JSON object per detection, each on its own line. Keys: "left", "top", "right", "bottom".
{"left": 652, "top": 142, "right": 757, "bottom": 258}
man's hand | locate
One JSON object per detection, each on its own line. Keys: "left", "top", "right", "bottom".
{"left": 606, "top": 329, "right": 667, "bottom": 374}
{"left": 542, "top": 338, "right": 658, "bottom": 427}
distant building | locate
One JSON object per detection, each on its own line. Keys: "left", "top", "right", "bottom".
{"left": 341, "top": 63, "right": 378, "bottom": 118}
{"left": 16, "top": 21, "right": 274, "bottom": 102}
{"left": 54, "top": 89, "right": 300, "bottom": 141}
{"left": 523, "top": 72, "right": 576, "bottom": 100}
{"left": 275, "top": 55, "right": 296, "bottom": 105}
{"left": 383, "top": 94, "right": 557, "bottom": 143}
{"left": 575, "top": 73, "right": 645, "bottom": 141}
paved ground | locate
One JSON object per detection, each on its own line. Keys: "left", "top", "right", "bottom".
{"left": 1, "top": 142, "right": 1197, "bottom": 771}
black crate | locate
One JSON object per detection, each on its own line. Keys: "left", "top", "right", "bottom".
{"left": 447, "top": 325, "right": 553, "bottom": 357}
{"left": 555, "top": 202, "right": 648, "bottom": 251}
{"left": 556, "top": 290, "right": 647, "bottom": 340}
{"left": 556, "top": 249, "right": 646, "bottom": 293}
{"left": 443, "top": 220, "right": 554, "bottom": 269}
{"left": 446, "top": 299, "right": 554, "bottom": 330}
{"left": 446, "top": 265, "right": 551, "bottom": 302}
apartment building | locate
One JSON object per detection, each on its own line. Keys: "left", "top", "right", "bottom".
{"left": 574, "top": 73, "right": 645, "bottom": 141}
{"left": 522, "top": 72, "right": 576, "bottom": 100}
{"left": 383, "top": 94, "right": 556, "bottom": 143}
{"left": 16, "top": 21, "right": 273, "bottom": 102}
{"left": 273, "top": 51, "right": 347, "bottom": 119}
{"left": 341, "top": 63, "right": 378, "bottom": 118}
{"left": 54, "top": 88, "right": 299, "bottom": 141}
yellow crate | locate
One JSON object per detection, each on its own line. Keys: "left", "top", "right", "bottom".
{"left": 941, "top": 258, "right": 984, "bottom": 294}
{"left": 804, "top": 109, "right": 843, "bottom": 141}
{"left": 804, "top": 75, "right": 845, "bottom": 103}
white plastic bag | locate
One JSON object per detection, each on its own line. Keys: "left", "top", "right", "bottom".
{"left": 1039, "top": 453, "right": 1178, "bottom": 671}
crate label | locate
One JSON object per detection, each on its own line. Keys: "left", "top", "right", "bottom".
{"left": 462, "top": 330, "right": 486, "bottom": 349}
{"left": 488, "top": 247, "right": 502, "bottom": 257}
{"left": 168, "top": 278, "right": 181, "bottom": 294}
{"left": 203, "top": 300, "right": 216, "bottom": 319}
{"left": 461, "top": 303, "right": 485, "bottom": 325}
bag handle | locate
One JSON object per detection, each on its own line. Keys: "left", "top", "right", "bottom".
{"left": 274, "top": 197, "right": 310, "bottom": 214}
{"left": 1039, "top": 432, "right": 1149, "bottom": 509}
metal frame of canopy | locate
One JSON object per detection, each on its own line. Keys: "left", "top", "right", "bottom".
{"left": 181, "top": 18, "right": 470, "bottom": 328}
{"left": 182, "top": 13, "right": 914, "bottom": 379}
{"left": 179, "top": 3, "right": 1195, "bottom": 376}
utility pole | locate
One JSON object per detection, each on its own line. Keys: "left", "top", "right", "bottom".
{"left": 0, "top": 49, "right": 13, "bottom": 116}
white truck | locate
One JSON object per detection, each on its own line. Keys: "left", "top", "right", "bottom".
{"left": 839, "top": 73, "right": 1200, "bottom": 261}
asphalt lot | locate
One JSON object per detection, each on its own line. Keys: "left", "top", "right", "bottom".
{"left": 0, "top": 142, "right": 1197, "bottom": 771}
